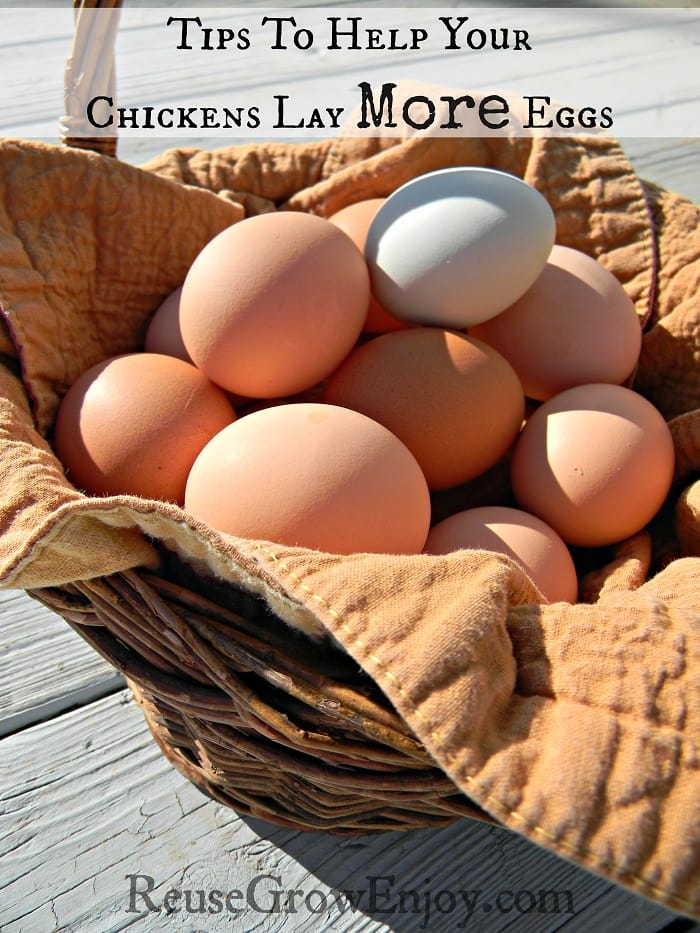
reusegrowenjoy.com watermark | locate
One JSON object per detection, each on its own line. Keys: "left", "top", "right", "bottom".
{"left": 126, "top": 873, "right": 576, "bottom": 928}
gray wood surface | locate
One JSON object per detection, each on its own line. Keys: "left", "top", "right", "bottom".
{"left": 0, "top": 590, "right": 124, "bottom": 738}
{"left": 0, "top": 685, "right": 686, "bottom": 933}
{"left": 0, "top": 6, "right": 698, "bottom": 201}
{"left": 0, "top": 4, "right": 698, "bottom": 932}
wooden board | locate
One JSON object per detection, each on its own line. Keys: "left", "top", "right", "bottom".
{"left": 0, "top": 690, "right": 684, "bottom": 933}
{"left": 0, "top": 6, "right": 698, "bottom": 202}
{"left": 623, "top": 138, "right": 700, "bottom": 204}
{"left": 0, "top": 590, "right": 123, "bottom": 737}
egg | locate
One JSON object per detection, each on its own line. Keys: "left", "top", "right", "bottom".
{"left": 328, "top": 199, "right": 409, "bottom": 334}
{"left": 54, "top": 353, "right": 236, "bottom": 503}
{"left": 179, "top": 212, "right": 369, "bottom": 398}
{"left": 424, "top": 505, "right": 578, "bottom": 604}
{"left": 470, "top": 245, "right": 642, "bottom": 400}
{"left": 322, "top": 328, "right": 525, "bottom": 490}
{"left": 365, "top": 167, "right": 556, "bottom": 328}
{"left": 510, "top": 383, "right": 675, "bottom": 547}
{"left": 184, "top": 403, "right": 431, "bottom": 555}
{"left": 144, "top": 287, "right": 192, "bottom": 363}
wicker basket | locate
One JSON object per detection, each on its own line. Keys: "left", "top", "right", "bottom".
{"left": 30, "top": 557, "right": 490, "bottom": 833}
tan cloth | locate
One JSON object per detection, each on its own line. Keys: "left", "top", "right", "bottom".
{"left": 0, "top": 133, "right": 698, "bottom": 917}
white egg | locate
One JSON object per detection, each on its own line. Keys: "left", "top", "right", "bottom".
{"left": 365, "top": 167, "right": 556, "bottom": 328}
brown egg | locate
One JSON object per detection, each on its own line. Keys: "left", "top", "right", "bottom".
{"left": 470, "top": 245, "right": 642, "bottom": 400}
{"left": 323, "top": 329, "right": 525, "bottom": 490}
{"left": 424, "top": 505, "right": 578, "bottom": 603}
{"left": 144, "top": 287, "right": 192, "bottom": 363}
{"left": 184, "top": 403, "right": 431, "bottom": 555}
{"left": 54, "top": 353, "right": 235, "bottom": 503}
{"left": 510, "top": 383, "right": 675, "bottom": 546}
{"left": 179, "top": 212, "right": 369, "bottom": 398}
{"left": 328, "top": 199, "right": 409, "bottom": 334}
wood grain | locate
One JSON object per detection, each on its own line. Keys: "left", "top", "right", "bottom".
{"left": 0, "top": 690, "right": 683, "bottom": 932}
{"left": 0, "top": 7, "right": 698, "bottom": 201}
{"left": 0, "top": 590, "right": 123, "bottom": 736}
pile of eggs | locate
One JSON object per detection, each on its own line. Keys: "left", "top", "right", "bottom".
{"left": 53, "top": 167, "right": 676, "bottom": 605}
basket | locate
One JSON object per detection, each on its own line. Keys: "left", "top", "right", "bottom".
{"left": 30, "top": 561, "right": 488, "bottom": 833}
{"left": 1, "top": 0, "right": 699, "bottom": 916}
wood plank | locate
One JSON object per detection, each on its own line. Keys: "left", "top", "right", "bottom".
{"left": 623, "top": 138, "right": 700, "bottom": 204}
{"left": 0, "top": 689, "right": 686, "bottom": 933}
{"left": 0, "top": 7, "right": 697, "bottom": 208}
{"left": 0, "top": 589, "right": 123, "bottom": 736}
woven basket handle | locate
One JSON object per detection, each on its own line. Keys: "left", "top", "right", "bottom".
{"left": 61, "top": 0, "right": 123, "bottom": 156}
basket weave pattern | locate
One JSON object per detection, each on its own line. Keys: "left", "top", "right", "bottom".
{"left": 30, "top": 552, "right": 489, "bottom": 832}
